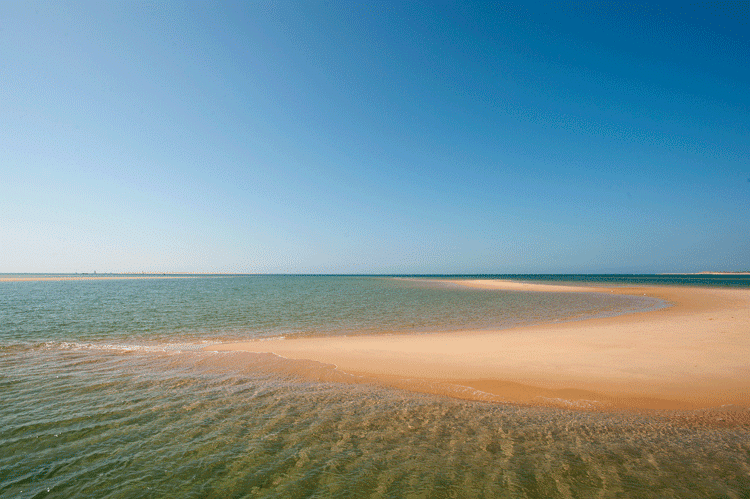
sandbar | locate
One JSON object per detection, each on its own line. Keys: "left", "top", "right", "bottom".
{"left": 206, "top": 279, "right": 750, "bottom": 411}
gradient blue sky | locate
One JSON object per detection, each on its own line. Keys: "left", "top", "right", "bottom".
{"left": 2, "top": 1, "right": 748, "bottom": 273}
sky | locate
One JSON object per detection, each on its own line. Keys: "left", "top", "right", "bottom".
{"left": 1, "top": 1, "right": 748, "bottom": 274}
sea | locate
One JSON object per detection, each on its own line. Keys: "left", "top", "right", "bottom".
{"left": 2, "top": 274, "right": 749, "bottom": 498}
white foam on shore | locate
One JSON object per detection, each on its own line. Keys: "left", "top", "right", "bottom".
{"left": 50, "top": 341, "right": 209, "bottom": 354}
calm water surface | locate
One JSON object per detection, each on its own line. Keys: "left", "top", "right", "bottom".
{"left": 2, "top": 275, "right": 749, "bottom": 498}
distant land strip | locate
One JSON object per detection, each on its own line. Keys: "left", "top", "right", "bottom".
{"left": 658, "top": 272, "right": 750, "bottom": 275}
{"left": 0, "top": 274, "right": 229, "bottom": 282}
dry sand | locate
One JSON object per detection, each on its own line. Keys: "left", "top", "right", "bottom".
{"left": 207, "top": 279, "right": 750, "bottom": 410}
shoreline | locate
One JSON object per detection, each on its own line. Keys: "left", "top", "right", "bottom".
{"left": 206, "top": 279, "right": 750, "bottom": 411}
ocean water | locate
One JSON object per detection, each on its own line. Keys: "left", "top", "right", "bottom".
{"left": 2, "top": 275, "right": 749, "bottom": 498}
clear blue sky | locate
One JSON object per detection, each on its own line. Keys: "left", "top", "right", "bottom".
{"left": 2, "top": 1, "right": 748, "bottom": 274}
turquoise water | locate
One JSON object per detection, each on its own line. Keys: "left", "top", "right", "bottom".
{"left": 2, "top": 275, "right": 749, "bottom": 498}
{"left": 1, "top": 275, "right": 666, "bottom": 345}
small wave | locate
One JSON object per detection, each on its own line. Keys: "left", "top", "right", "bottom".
{"left": 47, "top": 341, "right": 211, "bottom": 354}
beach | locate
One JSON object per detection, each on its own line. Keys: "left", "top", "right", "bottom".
{"left": 4, "top": 275, "right": 750, "bottom": 497}
{"left": 208, "top": 279, "right": 750, "bottom": 411}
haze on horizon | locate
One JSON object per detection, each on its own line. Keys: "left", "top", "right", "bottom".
{"left": 2, "top": 1, "right": 748, "bottom": 274}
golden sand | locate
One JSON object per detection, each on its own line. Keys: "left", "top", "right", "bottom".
{"left": 207, "top": 279, "right": 750, "bottom": 410}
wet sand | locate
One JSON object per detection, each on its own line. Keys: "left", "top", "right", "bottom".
{"left": 207, "top": 280, "right": 750, "bottom": 411}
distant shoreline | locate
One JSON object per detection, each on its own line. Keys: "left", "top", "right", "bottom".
{"left": 0, "top": 274, "right": 226, "bottom": 282}
{"left": 658, "top": 272, "right": 750, "bottom": 275}
{"left": 2, "top": 271, "right": 749, "bottom": 282}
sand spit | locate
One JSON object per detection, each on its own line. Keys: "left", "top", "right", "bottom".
{"left": 209, "top": 279, "right": 750, "bottom": 410}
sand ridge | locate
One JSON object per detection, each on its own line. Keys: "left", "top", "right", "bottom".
{"left": 206, "top": 279, "right": 750, "bottom": 410}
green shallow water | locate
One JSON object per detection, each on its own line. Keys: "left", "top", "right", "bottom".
{"left": 1, "top": 275, "right": 664, "bottom": 345}
{"left": 2, "top": 275, "right": 749, "bottom": 498}
{"left": 3, "top": 349, "right": 750, "bottom": 499}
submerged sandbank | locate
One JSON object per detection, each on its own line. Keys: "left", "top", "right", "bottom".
{"left": 206, "top": 280, "right": 750, "bottom": 411}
